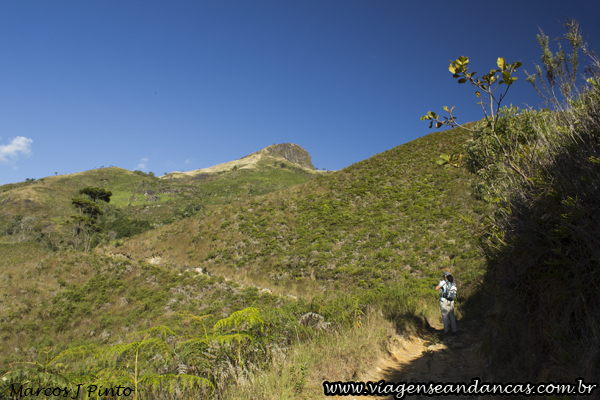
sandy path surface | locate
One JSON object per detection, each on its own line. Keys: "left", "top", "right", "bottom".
{"left": 331, "top": 319, "right": 488, "bottom": 400}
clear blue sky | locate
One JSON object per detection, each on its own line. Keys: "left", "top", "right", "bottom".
{"left": 1, "top": 0, "right": 599, "bottom": 184}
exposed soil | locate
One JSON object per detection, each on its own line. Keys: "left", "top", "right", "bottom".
{"left": 357, "top": 319, "right": 488, "bottom": 400}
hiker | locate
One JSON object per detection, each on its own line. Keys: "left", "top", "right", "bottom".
{"left": 435, "top": 272, "right": 457, "bottom": 336}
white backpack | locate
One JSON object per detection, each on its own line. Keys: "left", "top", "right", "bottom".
{"left": 443, "top": 282, "right": 457, "bottom": 301}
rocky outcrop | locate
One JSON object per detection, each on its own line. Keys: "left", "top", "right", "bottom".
{"left": 164, "top": 142, "right": 317, "bottom": 178}
{"left": 264, "top": 143, "right": 315, "bottom": 170}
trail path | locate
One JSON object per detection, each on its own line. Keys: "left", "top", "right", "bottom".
{"left": 349, "top": 319, "right": 488, "bottom": 400}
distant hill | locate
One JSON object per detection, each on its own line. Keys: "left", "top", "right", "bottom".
{"left": 98, "top": 126, "right": 487, "bottom": 294}
{"left": 0, "top": 130, "right": 490, "bottom": 396}
{"left": 164, "top": 143, "right": 319, "bottom": 179}
{"left": 0, "top": 144, "right": 319, "bottom": 248}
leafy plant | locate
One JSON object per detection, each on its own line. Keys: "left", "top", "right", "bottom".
{"left": 524, "top": 18, "right": 588, "bottom": 108}
{"left": 422, "top": 56, "right": 530, "bottom": 181}
{"left": 436, "top": 153, "right": 463, "bottom": 167}
{"left": 428, "top": 19, "right": 600, "bottom": 384}
{"left": 95, "top": 325, "right": 211, "bottom": 400}
{"left": 70, "top": 187, "right": 112, "bottom": 252}
{"left": 2, "top": 345, "right": 96, "bottom": 395}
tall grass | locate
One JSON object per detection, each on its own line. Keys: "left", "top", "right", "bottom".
{"left": 474, "top": 80, "right": 600, "bottom": 384}
{"left": 1, "top": 261, "right": 444, "bottom": 400}
{"left": 221, "top": 280, "right": 438, "bottom": 400}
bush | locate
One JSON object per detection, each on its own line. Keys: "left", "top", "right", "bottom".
{"left": 480, "top": 79, "right": 600, "bottom": 383}
{"left": 426, "top": 18, "right": 600, "bottom": 384}
{"left": 101, "top": 216, "right": 153, "bottom": 239}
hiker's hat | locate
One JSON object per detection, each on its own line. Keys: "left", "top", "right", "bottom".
{"left": 443, "top": 271, "right": 451, "bottom": 277}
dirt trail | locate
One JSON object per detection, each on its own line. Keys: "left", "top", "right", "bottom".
{"left": 355, "top": 319, "right": 488, "bottom": 400}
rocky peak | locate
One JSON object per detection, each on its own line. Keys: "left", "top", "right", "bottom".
{"left": 263, "top": 143, "right": 315, "bottom": 170}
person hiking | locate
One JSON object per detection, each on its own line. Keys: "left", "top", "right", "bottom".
{"left": 435, "top": 272, "right": 457, "bottom": 336}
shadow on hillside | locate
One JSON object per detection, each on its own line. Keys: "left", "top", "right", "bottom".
{"left": 371, "top": 319, "right": 489, "bottom": 400}
{"left": 364, "top": 290, "right": 495, "bottom": 400}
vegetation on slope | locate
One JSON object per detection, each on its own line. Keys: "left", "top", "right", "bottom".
{"left": 107, "top": 125, "right": 486, "bottom": 296}
{"left": 90, "top": 125, "right": 489, "bottom": 396}
{"left": 0, "top": 154, "right": 316, "bottom": 252}
{"left": 424, "top": 18, "right": 600, "bottom": 387}
{"left": 8, "top": 18, "right": 600, "bottom": 395}
{"left": 478, "top": 62, "right": 600, "bottom": 384}
{"left": 0, "top": 123, "right": 488, "bottom": 398}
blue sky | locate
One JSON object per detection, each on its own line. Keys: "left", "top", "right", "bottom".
{"left": 1, "top": 1, "right": 599, "bottom": 184}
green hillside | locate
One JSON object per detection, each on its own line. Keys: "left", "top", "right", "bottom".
{"left": 105, "top": 125, "right": 486, "bottom": 296}
{"left": 0, "top": 126, "right": 490, "bottom": 398}
{"left": 0, "top": 154, "right": 317, "bottom": 250}
{"left": 2, "top": 19, "right": 599, "bottom": 400}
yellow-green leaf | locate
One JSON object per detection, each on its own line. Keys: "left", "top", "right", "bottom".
{"left": 443, "top": 106, "right": 449, "bottom": 112}
{"left": 497, "top": 57, "right": 506, "bottom": 70}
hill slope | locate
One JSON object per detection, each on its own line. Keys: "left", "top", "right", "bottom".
{"left": 165, "top": 143, "right": 318, "bottom": 178}
{"left": 0, "top": 144, "right": 318, "bottom": 249}
{"left": 99, "top": 126, "right": 487, "bottom": 296}
{"left": 0, "top": 128, "right": 490, "bottom": 398}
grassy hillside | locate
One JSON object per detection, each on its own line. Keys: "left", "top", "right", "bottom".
{"left": 471, "top": 95, "right": 600, "bottom": 383}
{"left": 3, "top": 20, "right": 597, "bottom": 399}
{"left": 0, "top": 127, "right": 490, "bottom": 399}
{"left": 0, "top": 155, "right": 316, "bottom": 250}
{"left": 104, "top": 125, "right": 487, "bottom": 297}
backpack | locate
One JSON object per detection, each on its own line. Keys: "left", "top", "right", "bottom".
{"left": 443, "top": 282, "right": 457, "bottom": 301}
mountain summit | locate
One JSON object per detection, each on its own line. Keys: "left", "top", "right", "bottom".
{"left": 166, "top": 143, "right": 316, "bottom": 177}
{"left": 262, "top": 143, "right": 315, "bottom": 170}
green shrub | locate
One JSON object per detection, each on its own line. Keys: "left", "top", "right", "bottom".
{"left": 101, "top": 216, "right": 153, "bottom": 239}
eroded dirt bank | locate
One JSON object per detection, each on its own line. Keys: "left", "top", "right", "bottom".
{"left": 335, "top": 319, "right": 489, "bottom": 400}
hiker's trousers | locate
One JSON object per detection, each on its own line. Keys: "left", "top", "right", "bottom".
{"left": 440, "top": 298, "right": 457, "bottom": 333}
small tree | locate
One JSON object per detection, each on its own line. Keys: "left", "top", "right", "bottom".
{"left": 71, "top": 198, "right": 102, "bottom": 252}
{"left": 421, "top": 56, "right": 530, "bottom": 182}
{"left": 71, "top": 187, "right": 112, "bottom": 251}
{"left": 524, "top": 18, "right": 585, "bottom": 108}
{"left": 79, "top": 187, "right": 112, "bottom": 203}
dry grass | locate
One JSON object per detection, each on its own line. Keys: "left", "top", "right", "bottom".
{"left": 221, "top": 309, "right": 394, "bottom": 400}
